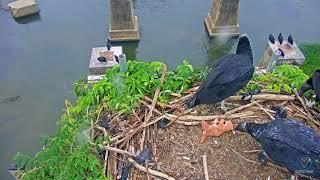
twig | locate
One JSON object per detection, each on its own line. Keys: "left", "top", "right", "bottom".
{"left": 243, "top": 150, "right": 261, "bottom": 153}
{"left": 226, "top": 100, "right": 263, "bottom": 115}
{"left": 253, "top": 101, "right": 274, "bottom": 120}
{"left": 231, "top": 148, "right": 287, "bottom": 172}
{"left": 291, "top": 102, "right": 320, "bottom": 127}
{"left": 227, "top": 94, "right": 295, "bottom": 101}
{"left": 165, "top": 108, "right": 194, "bottom": 127}
{"left": 104, "top": 146, "right": 137, "bottom": 157}
{"left": 94, "top": 105, "right": 105, "bottom": 125}
{"left": 231, "top": 147, "right": 259, "bottom": 165}
{"left": 202, "top": 155, "right": 209, "bottom": 180}
{"left": 171, "top": 93, "right": 182, "bottom": 97}
{"left": 293, "top": 89, "right": 309, "bottom": 114}
{"left": 128, "top": 158, "right": 176, "bottom": 180}
{"left": 140, "top": 128, "right": 146, "bottom": 151}
{"left": 140, "top": 100, "right": 162, "bottom": 115}
{"left": 165, "top": 111, "right": 255, "bottom": 121}
{"left": 144, "top": 96, "right": 174, "bottom": 108}
{"left": 169, "top": 94, "right": 193, "bottom": 105}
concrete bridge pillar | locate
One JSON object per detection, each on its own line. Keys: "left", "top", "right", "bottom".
{"left": 205, "top": 0, "right": 240, "bottom": 37}
{"left": 109, "top": 0, "right": 139, "bottom": 42}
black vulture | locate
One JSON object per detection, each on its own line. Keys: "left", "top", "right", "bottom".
{"left": 300, "top": 69, "right": 320, "bottom": 105}
{"left": 187, "top": 34, "right": 254, "bottom": 110}
{"left": 269, "top": 34, "right": 275, "bottom": 44}
{"left": 107, "top": 38, "right": 112, "bottom": 51}
{"left": 235, "top": 107, "right": 320, "bottom": 179}
{"left": 97, "top": 56, "right": 107, "bottom": 62}
{"left": 275, "top": 48, "right": 285, "bottom": 57}
{"left": 278, "top": 33, "right": 284, "bottom": 44}
{"left": 288, "top": 35, "right": 294, "bottom": 45}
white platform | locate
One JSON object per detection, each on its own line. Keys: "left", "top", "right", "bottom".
{"left": 88, "top": 46, "right": 122, "bottom": 75}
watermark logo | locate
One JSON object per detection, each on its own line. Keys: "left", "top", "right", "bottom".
{"left": 300, "top": 156, "right": 311, "bottom": 168}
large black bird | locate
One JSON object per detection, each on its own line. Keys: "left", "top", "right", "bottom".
{"left": 278, "top": 33, "right": 284, "bottom": 44}
{"left": 107, "top": 38, "right": 112, "bottom": 50}
{"left": 288, "top": 35, "right": 294, "bottom": 45}
{"left": 235, "top": 107, "right": 320, "bottom": 179}
{"left": 300, "top": 69, "right": 320, "bottom": 103}
{"left": 187, "top": 34, "right": 254, "bottom": 110}
{"left": 269, "top": 34, "right": 275, "bottom": 44}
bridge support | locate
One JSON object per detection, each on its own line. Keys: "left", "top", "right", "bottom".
{"left": 109, "top": 0, "right": 139, "bottom": 42}
{"left": 205, "top": 0, "right": 240, "bottom": 37}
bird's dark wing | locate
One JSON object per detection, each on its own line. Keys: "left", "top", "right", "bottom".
{"left": 262, "top": 119, "right": 320, "bottom": 154}
{"left": 312, "top": 72, "right": 320, "bottom": 100}
{"left": 203, "top": 54, "right": 253, "bottom": 89}
{"left": 300, "top": 77, "right": 313, "bottom": 95}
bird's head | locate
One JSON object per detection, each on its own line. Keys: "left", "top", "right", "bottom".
{"left": 235, "top": 122, "right": 264, "bottom": 139}
{"left": 234, "top": 122, "right": 249, "bottom": 133}
{"left": 272, "top": 106, "right": 287, "bottom": 119}
{"left": 236, "top": 34, "right": 253, "bottom": 62}
{"left": 275, "top": 48, "right": 285, "bottom": 57}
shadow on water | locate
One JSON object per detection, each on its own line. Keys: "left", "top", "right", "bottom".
{"left": 14, "top": 13, "right": 41, "bottom": 24}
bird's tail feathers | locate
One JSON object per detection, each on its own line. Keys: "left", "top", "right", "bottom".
{"left": 186, "top": 95, "right": 198, "bottom": 108}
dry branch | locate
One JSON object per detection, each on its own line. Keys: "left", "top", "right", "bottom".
{"left": 104, "top": 146, "right": 137, "bottom": 157}
{"left": 202, "top": 155, "right": 209, "bottom": 180}
{"left": 165, "top": 111, "right": 255, "bottom": 121}
{"left": 227, "top": 94, "right": 295, "bottom": 101}
{"left": 128, "top": 158, "right": 176, "bottom": 180}
{"left": 226, "top": 100, "right": 263, "bottom": 115}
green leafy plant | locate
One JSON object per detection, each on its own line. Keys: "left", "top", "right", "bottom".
{"left": 244, "top": 64, "right": 308, "bottom": 93}
{"left": 13, "top": 60, "right": 207, "bottom": 179}
{"left": 299, "top": 43, "right": 320, "bottom": 76}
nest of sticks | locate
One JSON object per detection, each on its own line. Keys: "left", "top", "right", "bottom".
{"left": 93, "top": 67, "right": 320, "bottom": 180}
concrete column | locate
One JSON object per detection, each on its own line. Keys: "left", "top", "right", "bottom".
{"left": 109, "top": 0, "right": 139, "bottom": 42}
{"left": 205, "top": 0, "right": 240, "bottom": 37}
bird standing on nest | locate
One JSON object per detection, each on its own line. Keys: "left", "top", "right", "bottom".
{"left": 299, "top": 69, "right": 320, "bottom": 107}
{"left": 187, "top": 34, "right": 254, "bottom": 111}
{"left": 235, "top": 107, "right": 320, "bottom": 179}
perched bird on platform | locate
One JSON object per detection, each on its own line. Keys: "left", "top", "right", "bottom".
{"left": 275, "top": 48, "right": 285, "bottom": 57}
{"left": 278, "top": 33, "right": 284, "bottom": 44}
{"left": 107, "top": 38, "right": 112, "bottom": 51}
{"left": 97, "top": 56, "right": 107, "bottom": 62}
{"left": 186, "top": 34, "right": 254, "bottom": 111}
{"left": 299, "top": 70, "right": 320, "bottom": 107}
{"left": 269, "top": 34, "right": 275, "bottom": 44}
{"left": 235, "top": 107, "right": 320, "bottom": 179}
{"left": 288, "top": 35, "right": 294, "bottom": 45}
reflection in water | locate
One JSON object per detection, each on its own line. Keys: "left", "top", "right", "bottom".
{"left": 206, "top": 36, "right": 237, "bottom": 66}
{"left": 115, "top": 41, "right": 139, "bottom": 60}
{"left": 14, "top": 13, "right": 41, "bottom": 24}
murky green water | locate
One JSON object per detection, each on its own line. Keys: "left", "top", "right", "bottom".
{"left": 1, "top": 0, "right": 320, "bottom": 178}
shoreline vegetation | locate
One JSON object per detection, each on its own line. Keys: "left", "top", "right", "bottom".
{"left": 11, "top": 43, "right": 319, "bottom": 179}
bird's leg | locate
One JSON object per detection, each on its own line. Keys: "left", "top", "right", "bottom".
{"left": 258, "top": 151, "right": 268, "bottom": 166}
{"left": 220, "top": 100, "right": 229, "bottom": 112}
{"left": 289, "top": 174, "right": 297, "bottom": 180}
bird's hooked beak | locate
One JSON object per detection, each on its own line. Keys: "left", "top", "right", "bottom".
{"left": 234, "top": 123, "right": 248, "bottom": 133}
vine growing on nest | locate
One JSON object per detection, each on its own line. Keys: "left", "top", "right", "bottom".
{"left": 13, "top": 60, "right": 207, "bottom": 179}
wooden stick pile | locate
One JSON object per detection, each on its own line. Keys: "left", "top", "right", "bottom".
{"left": 93, "top": 66, "right": 320, "bottom": 179}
